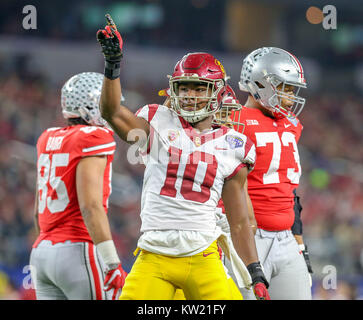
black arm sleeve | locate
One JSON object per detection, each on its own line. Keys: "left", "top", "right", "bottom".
{"left": 291, "top": 189, "right": 303, "bottom": 235}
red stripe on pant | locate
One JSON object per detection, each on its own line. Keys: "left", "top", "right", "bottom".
{"left": 88, "top": 243, "right": 103, "bottom": 300}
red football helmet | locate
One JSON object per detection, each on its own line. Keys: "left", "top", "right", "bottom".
{"left": 221, "top": 84, "right": 242, "bottom": 110}
{"left": 213, "top": 84, "right": 244, "bottom": 132}
{"left": 169, "top": 52, "right": 227, "bottom": 123}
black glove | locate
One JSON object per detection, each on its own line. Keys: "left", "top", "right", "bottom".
{"left": 96, "top": 15, "right": 123, "bottom": 80}
{"left": 247, "top": 262, "right": 270, "bottom": 300}
{"left": 301, "top": 245, "right": 313, "bottom": 274}
{"left": 291, "top": 189, "right": 303, "bottom": 235}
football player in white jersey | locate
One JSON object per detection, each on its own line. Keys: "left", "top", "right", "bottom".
{"left": 158, "top": 84, "right": 254, "bottom": 300}
{"left": 96, "top": 17, "right": 270, "bottom": 300}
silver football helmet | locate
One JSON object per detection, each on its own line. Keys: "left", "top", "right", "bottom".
{"left": 239, "top": 47, "right": 307, "bottom": 118}
{"left": 61, "top": 72, "right": 107, "bottom": 126}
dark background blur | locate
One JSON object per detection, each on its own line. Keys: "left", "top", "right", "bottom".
{"left": 0, "top": 0, "right": 362, "bottom": 300}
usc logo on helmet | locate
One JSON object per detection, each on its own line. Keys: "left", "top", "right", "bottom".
{"left": 215, "top": 59, "right": 226, "bottom": 77}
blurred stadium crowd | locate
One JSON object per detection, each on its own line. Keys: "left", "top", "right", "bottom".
{"left": 0, "top": 0, "right": 362, "bottom": 300}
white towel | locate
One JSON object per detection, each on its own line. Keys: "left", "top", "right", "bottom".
{"left": 217, "top": 232, "right": 252, "bottom": 289}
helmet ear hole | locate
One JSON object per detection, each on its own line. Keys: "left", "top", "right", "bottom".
{"left": 255, "top": 81, "right": 265, "bottom": 89}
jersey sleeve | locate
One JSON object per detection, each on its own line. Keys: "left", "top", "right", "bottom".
{"left": 36, "top": 131, "right": 48, "bottom": 155}
{"left": 78, "top": 127, "right": 116, "bottom": 157}
{"left": 135, "top": 104, "right": 159, "bottom": 124}
{"left": 241, "top": 136, "right": 256, "bottom": 172}
{"left": 225, "top": 132, "right": 256, "bottom": 180}
{"left": 36, "top": 128, "right": 61, "bottom": 155}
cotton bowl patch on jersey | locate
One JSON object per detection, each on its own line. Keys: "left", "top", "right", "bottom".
{"left": 225, "top": 135, "right": 244, "bottom": 149}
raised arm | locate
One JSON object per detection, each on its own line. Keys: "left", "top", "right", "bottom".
{"left": 222, "top": 166, "right": 270, "bottom": 300}
{"left": 97, "top": 15, "right": 149, "bottom": 143}
{"left": 100, "top": 78, "right": 149, "bottom": 142}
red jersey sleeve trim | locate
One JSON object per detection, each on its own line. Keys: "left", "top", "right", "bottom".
{"left": 147, "top": 104, "right": 159, "bottom": 123}
{"left": 139, "top": 125, "right": 155, "bottom": 156}
{"left": 244, "top": 137, "right": 253, "bottom": 157}
{"left": 225, "top": 163, "right": 247, "bottom": 180}
{"left": 135, "top": 104, "right": 159, "bottom": 124}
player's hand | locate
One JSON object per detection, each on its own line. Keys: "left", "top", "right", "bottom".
{"left": 96, "top": 14, "right": 123, "bottom": 63}
{"left": 253, "top": 282, "right": 270, "bottom": 300}
{"left": 104, "top": 263, "right": 128, "bottom": 300}
{"left": 247, "top": 262, "right": 271, "bottom": 300}
{"left": 96, "top": 14, "right": 123, "bottom": 80}
{"left": 301, "top": 245, "right": 313, "bottom": 286}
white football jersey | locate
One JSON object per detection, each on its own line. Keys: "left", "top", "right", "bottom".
{"left": 135, "top": 104, "right": 256, "bottom": 233}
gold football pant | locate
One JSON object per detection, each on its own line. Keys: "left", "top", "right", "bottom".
{"left": 173, "top": 277, "right": 243, "bottom": 300}
{"left": 120, "top": 241, "right": 242, "bottom": 300}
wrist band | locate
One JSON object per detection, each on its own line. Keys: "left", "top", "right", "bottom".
{"left": 299, "top": 244, "right": 306, "bottom": 251}
{"left": 104, "top": 61, "right": 121, "bottom": 80}
{"left": 96, "top": 240, "right": 120, "bottom": 266}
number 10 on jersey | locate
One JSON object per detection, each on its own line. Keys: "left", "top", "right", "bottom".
{"left": 160, "top": 147, "right": 218, "bottom": 203}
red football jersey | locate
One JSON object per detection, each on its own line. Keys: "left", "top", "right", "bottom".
{"left": 33, "top": 125, "right": 116, "bottom": 247}
{"left": 231, "top": 107, "right": 303, "bottom": 231}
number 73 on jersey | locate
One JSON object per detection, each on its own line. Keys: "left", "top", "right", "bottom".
{"left": 255, "top": 131, "right": 301, "bottom": 185}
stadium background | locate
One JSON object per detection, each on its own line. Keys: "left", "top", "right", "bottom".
{"left": 0, "top": 0, "right": 362, "bottom": 300}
